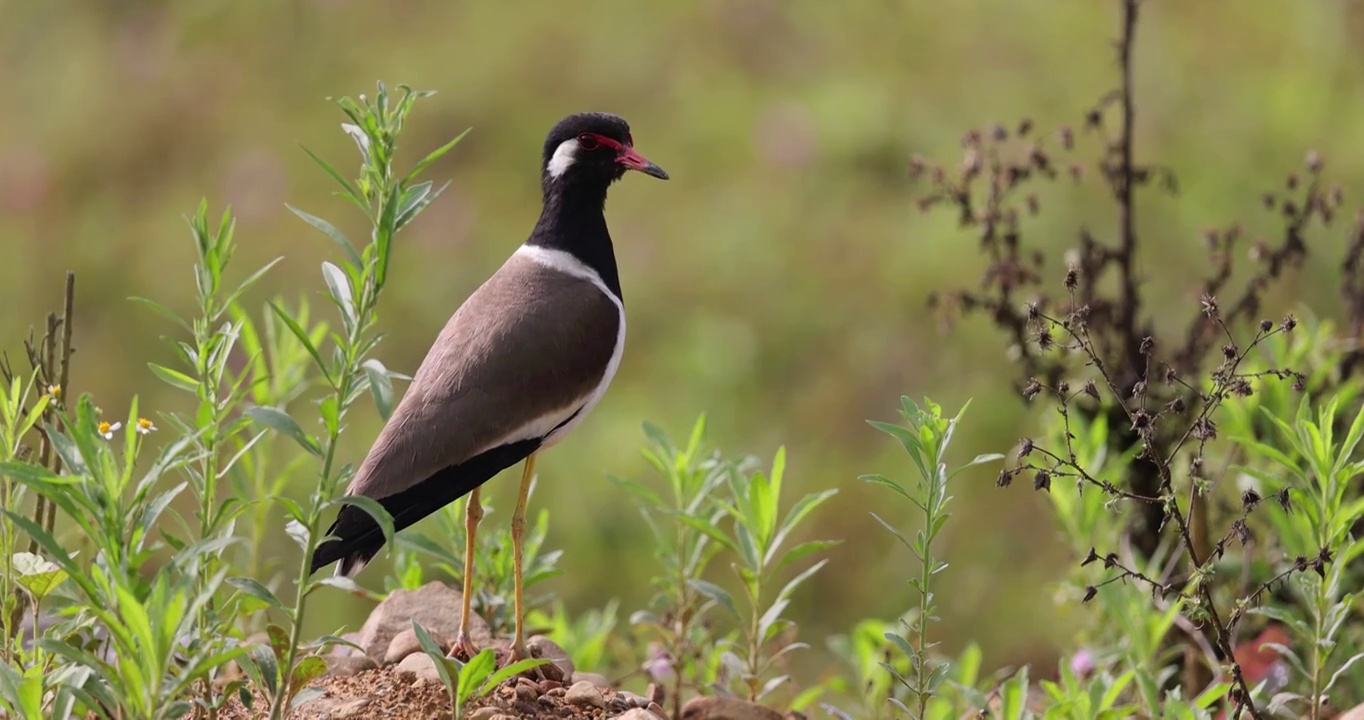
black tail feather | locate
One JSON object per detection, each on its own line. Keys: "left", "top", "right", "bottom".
{"left": 309, "top": 438, "right": 541, "bottom": 576}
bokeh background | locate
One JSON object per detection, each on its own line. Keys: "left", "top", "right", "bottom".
{"left": 4, "top": 0, "right": 1364, "bottom": 681}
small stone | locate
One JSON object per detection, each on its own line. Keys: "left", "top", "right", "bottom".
{"left": 571, "top": 671, "right": 612, "bottom": 689}
{"left": 618, "top": 691, "right": 648, "bottom": 708}
{"left": 395, "top": 652, "right": 442, "bottom": 684}
{"left": 325, "top": 653, "right": 378, "bottom": 678}
{"left": 618, "top": 709, "right": 666, "bottom": 720}
{"left": 547, "top": 687, "right": 567, "bottom": 698}
{"left": 491, "top": 715, "right": 520, "bottom": 720}
{"left": 514, "top": 678, "right": 538, "bottom": 702}
{"left": 384, "top": 627, "right": 450, "bottom": 665}
{"left": 538, "top": 679, "right": 563, "bottom": 693}
{"left": 680, "top": 696, "right": 784, "bottom": 720}
{"left": 564, "top": 680, "right": 606, "bottom": 708}
{"left": 354, "top": 581, "right": 491, "bottom": 661}
{"left": 526, "top": 635, "right": 575, "bottom": 677}
{"left": 647, "top": 702, "right": 667, "bottom": 718}
{"left": 331, "top": 698, "right": 372, "bottom": 719}
{"left": 646, "top": 682, "right": 664, "bottom": 706}
{"left": 466, "top": 708, "right": 502, "bottom": 720}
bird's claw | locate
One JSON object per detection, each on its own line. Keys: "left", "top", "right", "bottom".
{"left": 448, "top": 632, "right": 481, "bottom": 662}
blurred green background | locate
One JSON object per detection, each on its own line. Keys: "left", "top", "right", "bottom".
{"left": 4, "top": 0, "right": 1363, "bottom": 680}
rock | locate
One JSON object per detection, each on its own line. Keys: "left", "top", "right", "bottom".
{"left": 395, "top": 652, "right": 443, "bottom": 684}
{"left": 571, "top": 670, "right": 612, "bottom": 689}
{"left": 680, "top": 696, "right": 784, "bottom": 720}
{"left": 466, "top": 708, "right": 502, "bottom": 720}
{"left": 618, "top": 691, "right": 648, "bottom": 708}
{"left": 647, "top": 702, "right": 668, "bottom": 718}
{"left": 514, "top": 677, "right": 538, "bottom": 702}
{"left": 384, "top": 627, "right": 451, "bottom": 665}
{"left": 617, "top": 709, "right": 667, "bottom": 720}
{"left": 564, "top": 680, "right": 606, "bottom": 708}
{"left": 526, "top": 635, "right": 575, "bottom": 677}
{"left": 327, "top": 631, "right": 365, "bottom": 658}
{"left": 355, "top": 581, "right": 491, "bottom": 661}
{"left": 490, "top": 715, "right": 519, "bottom": 720}
{"left": 325, "top": 653, "right": 378, "bottom": 678}
{"left": 646, "top": 682, "right": 664, "bottom": 706}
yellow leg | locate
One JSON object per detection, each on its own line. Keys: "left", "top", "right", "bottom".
{"left": 509, "top": 452, "right": 538, "bottom": 659}
{"left": 452, "top": 486, "right": 483, "bottom": 658}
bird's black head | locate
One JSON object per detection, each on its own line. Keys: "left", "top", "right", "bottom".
{"left": 540, "top": 112, "right": 669, "bottom": 191}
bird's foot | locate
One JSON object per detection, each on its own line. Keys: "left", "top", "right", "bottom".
{"left": 496, "top": 640, "right": 561, "bottom": 682}
{"left": 447, "top": 632, "right": 481, "bottom": 662}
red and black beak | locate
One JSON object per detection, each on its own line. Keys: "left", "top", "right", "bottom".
{"left": 616, "top": 146, "right": 669, "bottom": 180}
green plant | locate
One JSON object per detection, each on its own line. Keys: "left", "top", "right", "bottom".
{"left": 862, "top": 397, "right": 1002, "bottom": 720}
{"left": 411, "top": 621, "right": 549, "bottom": 719}
{"left": 230, "top": 81, "right": 466, "bottom": 719}
{"left": 526, "top": 598, "right": 620, "bottom": 674}
{"left": 615, "top": 416, "right": 730, "bottom": 718}
{"left": 687, "top": 446, "right": 839, "bottom": 704}
{"left": 0, "top": 395, "right": 242, "bottom": 719}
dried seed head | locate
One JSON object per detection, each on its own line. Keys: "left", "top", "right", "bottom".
{"left": 1293, "top": 377, "right": 1306, "bottom": 392}
{"left": 1081, "top": 548, "right": 1100, "bottom": 566}
{"left": 1231, "top": 379, "right": 1253, "bottom": 397}
{"left": 1260, "top": 319, "right": 1273, "bottom": 333}
{"left": 1232, "top": 518, "right": 1250, "bottom": 544}
{"left": 1033, "top": 469, "right": 1051, "bottom": 492}
{"left": 1306, "top": 150, "right": 1322, "bottom": 174}
{"left": 1019, "top": 437, "right": 1035, "bottom": 458}
{"left": 1037, "top": 328, "right": 1054, "bottom": 350}
{"left": 1140, "top": 336, "right": 1154, "bottom": 355}
{"left": 908, "top": 155, "right": 927, "bottom": 178}
{"left": 1201, "top": 294, "right": 1219, "bottom": 318}
{"left": 1262, "top": 193, "right": 1276, "bottom": 210}
{"left": 1085, "top": 109, "right": 1102, "bottom": 129}
{"left": 1241, "top": 489, "right": 1261, "bottom": 509}
{"left": 1277, "top": 488, "right": 1291, "bottom": 512}
{"left": 1131, "top": 381, "right": 1146, "bottom": 398}
{"left": 1064, "top": 265, "right": 1079, "bottom": 291}
{"left": 1024, "top": 377, "right": 1042, "bottom": 400}
{"left": 1168, "top": 396, "right": 1186, "bottom": 413}
{"left": 1026, "top": 193, "right": 1040, "bottom": 216}
{"left": 997, "top": 468, "right": 1015, "bottom": 488}
{"left": 1287, "top": 172, "right": 1300, "bottom": 190}
{"left": 1281, "top": 315, "right": 1297, "bottom": 333}
{"left": 1222, "top": 344, "right": 1237, "bottom": 361}
{"left": 1192, "top": 417, "right": 1218, "bottom": 441}
{"left": 1018, "top": 118, "right": 1033, "bottom": 137}
{"left": 1190, "top": 456, "right": 1204, "bottom": 478}
{"left": 1131, "top": 409, "right": 1150, "bottom": 430}
{"left": 1027, "top": 302, "right": 1040, "bottom": 320}
{"left": 1083, "top": 380, "right": 1099, "bottom": 400}
{"left": 992, "top": 123, "right": 1008, "bottom": 142}
{"left": 1083, "top": 585, "right": 1098, "bottom": 603}
{"left": 1059, "top": 127, "right": 1074, "bottom": 150}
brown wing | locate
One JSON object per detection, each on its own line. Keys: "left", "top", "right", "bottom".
{"left": 344, "top": 251, "right": 620, "bottom": 500}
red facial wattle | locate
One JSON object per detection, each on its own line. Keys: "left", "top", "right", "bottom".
{"left": 577, "top": 132, "right": 670, "bottom": 180}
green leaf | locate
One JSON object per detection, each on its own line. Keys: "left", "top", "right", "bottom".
{"left": 10, "top": 552, "right": 69, "bottom": 599}
{"left": 269, "top": 300, "right": 333, "bottom": 386}
{"left": 290, "top": 656, "right": 328, "bottom": 689}
{"left": 362, "top": 359, "right": 396, "bottom": 421}
{"left": 128, "top": 296, "right": 192, "bottom": 332}
{"left": 481, "top": 658, "right": 552, "bottom": 695}
{"left": 403, "top": 128, "right": 471, "bottom": 185}
{"left": 227, "top": 577, "right": 285, "bottom": 613}
{"left": 245, "top": 406, "right": 322, "bottom": 457}
{"left": 775, "top": 539, "right": 841, "bottom": 574}
{"left": 689, "top": 579, "right": 741, "bottom": 619}
{"left": 321, "top": 261, "right": 356, "bottom": 328}
{"left": 947, "top": 453, "right": 1007, "bottom": 480}
{"left": 148, "top": 363, "right": 200, "bottom": 394}
{"left": 456, "top": 648, "right": 497, "bottom": 704}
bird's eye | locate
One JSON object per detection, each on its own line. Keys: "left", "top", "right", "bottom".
{"left": 577, "top": 133, "right": 600, "bottom": 150}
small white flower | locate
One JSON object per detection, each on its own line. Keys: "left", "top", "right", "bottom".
{"left": 98, "top": 421, "right": 121, "bottom": 440}
{"left": 136, "top": 418, "right": 157, "bottom": 435}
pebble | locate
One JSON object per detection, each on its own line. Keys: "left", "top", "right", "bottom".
{"left": 395, "top": 652, "right": 442, "bottom": 684}
{"left": 618, "top": 691, "right": 648, "bottom": 708}
{"left": 571, "top": 670, "right": 612, "bottom": 689}
{"left": 564, "top": 680, "right": 606, "bottom": 708}
{"left": 324, "top": 653, "right": 378, "bottom": 678}
{"left": 466, "top": 708, "right": 502, "bottom": 720}
{"left": 617, "top": 709, "right": 667, "bottom": 720}
{"left": 383, "top": 627, "right": 450, "bottom": 665}
{"left": 526, "top": 635, "right": 575, "bottom": 677}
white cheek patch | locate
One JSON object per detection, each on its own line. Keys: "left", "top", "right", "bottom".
{"left": 546, "top": 138, "right": 580, "bottom": 178}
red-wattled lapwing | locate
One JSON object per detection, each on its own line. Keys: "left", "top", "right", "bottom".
{"left": 309, "top": 112, "right": 668, "bottom": 662}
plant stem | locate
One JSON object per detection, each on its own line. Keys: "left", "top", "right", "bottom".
{"left": 915, "top": 463, "right": 937, "bottom": 719}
